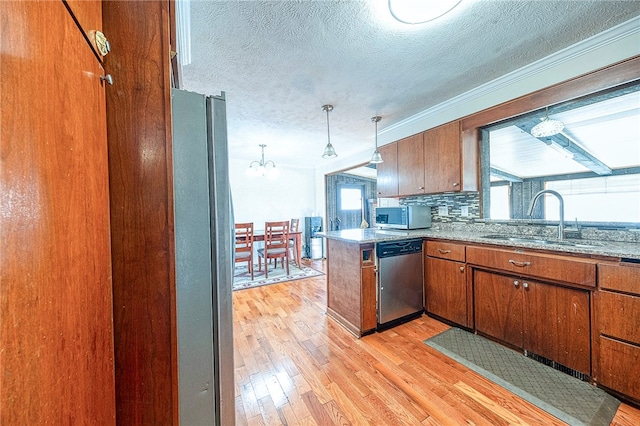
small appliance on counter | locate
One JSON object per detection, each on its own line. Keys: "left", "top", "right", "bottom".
{"left": 375, "top": 205, "right": 431, "bottom": 230}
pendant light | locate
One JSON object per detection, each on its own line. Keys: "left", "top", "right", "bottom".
{"left": 321, "top": 104, "right": 337, "bottom": 159}
{"left": 248, "top": 144, "right": 277, "bottom": 177}
{"left": 531, "top": 106, "right": 565, "bottom": 138}
{"left": 370, "top": 116, "right": 383, "bottom": 164}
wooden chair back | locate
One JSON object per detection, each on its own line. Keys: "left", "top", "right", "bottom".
{"left": 264, "top": 220, "right": 290, "bottom": 252}
{"left": 234, "top": 222, "right": 255, "bottom": 279}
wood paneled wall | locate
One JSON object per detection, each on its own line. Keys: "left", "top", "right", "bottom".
{"left": 102, "top": 1, "right": 178, "bottom": 423}
{"left": 1, "top": 1, "right": 115, "bottom": 423}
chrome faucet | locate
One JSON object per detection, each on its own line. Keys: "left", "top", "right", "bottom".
{"left": 527, "top": 189, "right": 565, "bottom": 241}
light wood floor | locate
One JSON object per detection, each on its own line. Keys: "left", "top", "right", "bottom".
{"left": 233, "top": 259, "right": 640, "bottom": 425}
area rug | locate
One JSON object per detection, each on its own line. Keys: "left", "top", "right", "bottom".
{"left": 233, "top": 262, "right": 323, "bottom": 291}
{"left": 424, "top": 328, "right": 620, "bottom": 426}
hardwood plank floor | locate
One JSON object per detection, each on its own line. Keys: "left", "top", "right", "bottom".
{"left": 233, "top": 260, "right": 640, "bottom": 425}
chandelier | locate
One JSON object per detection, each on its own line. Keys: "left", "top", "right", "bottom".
{"left": 248, "top": 144, "right": 278, "bottom": 177}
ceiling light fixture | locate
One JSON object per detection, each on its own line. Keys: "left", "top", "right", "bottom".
{"left": 531, "top": 107, "right": 565, "bottom": 138}
{"left": 389, "top": 0, "right": 462, "bottom": 24}
{"left": 322, "top": 104, "right": 337, "bottom": 159}
{"left": 248, "top": 144, "right": 278, "bottom": 177}
{"left": 370, "top": 116, "right": 383, "bottom": 164}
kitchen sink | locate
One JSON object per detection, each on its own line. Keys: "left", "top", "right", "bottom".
{"left": 481, "top": 234, "right": 599, "bottom": 248}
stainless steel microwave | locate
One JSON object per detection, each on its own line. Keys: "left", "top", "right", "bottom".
{"left": 375, "top": 206, "right": 431, "bottom": 230}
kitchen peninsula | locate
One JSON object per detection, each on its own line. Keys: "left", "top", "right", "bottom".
{"left": 318, "top": 224, "right": 640, "bottom": 404}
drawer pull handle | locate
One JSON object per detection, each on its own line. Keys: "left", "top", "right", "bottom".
{"left": 438, "top": 249, "right": 452, "bottom": 254}
{"left": 509, "top": 259, "right": 531, "bottom": 267}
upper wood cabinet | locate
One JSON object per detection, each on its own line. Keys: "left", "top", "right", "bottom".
{"left": 397, "top": 133, "right": 425, "bottom": 195}
{"left": 376, "top": 142, "right": 399, "bottom": 197}
{"left": 379, "top": 120, "right": 478, "bottom": 198}
{"left": 424, "top": 120, "right": 478, "bottom": 194}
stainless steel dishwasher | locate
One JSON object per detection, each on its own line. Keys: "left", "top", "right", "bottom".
{"left": 376, "top": 239, "right": 424, "bottom": 328}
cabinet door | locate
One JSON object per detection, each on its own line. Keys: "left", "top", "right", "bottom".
{"left": 474, "top": 270, "right": 524, "bottom": 348}
{"left": 376, "top": 142, "right": 398, "bottom": 197}
{"left": 524, "top": 280, "right": 591, "bottom": 375}
{"left": 397, "top": 133, "right": 425, "bottom": 196}
{"left": 1, "top": 1, "right": 114, "bottom": 423}
{"left": 425, "top": 257, "right": 468, "bottom": 326}
{"left": 424, "top": 121, "right": 461, "bottom": 193}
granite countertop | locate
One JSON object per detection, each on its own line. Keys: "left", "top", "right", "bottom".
{"left": 316, "top": 228, "right": 640, "bottom": 261}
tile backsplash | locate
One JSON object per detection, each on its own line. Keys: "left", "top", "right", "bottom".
{"left": 400, "top": 192, "right": 640, "bottom": 243}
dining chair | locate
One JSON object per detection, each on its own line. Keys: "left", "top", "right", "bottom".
{"left": 257, "top": 221, "right": 290, "bottom": 278}
{"left": 289, "top": 218, "right": 300, "bottom": 266}
{"left": 234, "top": 222, "right": 254, "bottom": 280}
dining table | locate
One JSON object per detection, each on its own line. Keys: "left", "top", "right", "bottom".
{"left": 251, "top": 230, "right": 302, "bottom": 267}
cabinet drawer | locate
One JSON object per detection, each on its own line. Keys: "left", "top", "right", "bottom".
{"left": 426, "top": 240, "right": 465, "bottom": 262}
{"left": 596, "top": 290, "right": 640, "bottom": 345}
{"left": 597, "top": 336, "right": 640, "bottom": 402}
{"left": 598, "top": 263, "right": 640, "bottom": 295}
{"left": 467, "top": 246, "right": 596, "bottom": 286}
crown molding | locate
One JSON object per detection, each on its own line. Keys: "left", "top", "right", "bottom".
{"left": 380, "top": 15, "right": 640, "bottom": 140}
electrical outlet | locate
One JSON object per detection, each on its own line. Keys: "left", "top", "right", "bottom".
{"left": 461, "top": 206, "right": 469, "bottom": 217}
{"left": 438, "top": 206, "right": 448, "bottom": 216}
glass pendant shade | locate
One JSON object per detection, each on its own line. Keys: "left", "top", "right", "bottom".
{"left": 321, "top": 104, "right": 337, "bottom": 159}
{"left": 322, "top": 142, "right": 337, "bottom": 159}
{"left": 531, "top": 107, "right": 565, "bottom": 138}
{"left": 370, "top": 149, "right": 383, "bottom": 164}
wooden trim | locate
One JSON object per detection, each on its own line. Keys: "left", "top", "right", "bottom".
{"left": 461, "top": 56, "right": 640, "bottom": 130}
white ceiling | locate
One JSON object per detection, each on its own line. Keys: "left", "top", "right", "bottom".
{"left": 180, "top": 0, "right": 640, "bottom": 170}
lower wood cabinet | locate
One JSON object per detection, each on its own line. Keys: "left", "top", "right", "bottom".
{"left": 593, "top": 262, "right": 640, "bottom": 403}
{"left": 474, "top": 269, "right": 591, "bottom": 375}
{"left": 424, "top": 240, "right": 471, "bottom": 328}
{"left": 326, "top": 240, "right": 377, "bottom": 336}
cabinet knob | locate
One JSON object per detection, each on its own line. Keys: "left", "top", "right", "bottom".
{"left": 100, "top": 74, "right": 114, "bottom": 85}
{"left": 452, "top": 182, "right": 459, "bottom": 187}
{"left": 523, "top": 282, "right": 529, "bottom": 289}
{"left": 459, "top": 266, "right": 464, "bottom": 272}
{"left": 513, "top": 280, "right": 519, "bottom": 287}
{"left": 419, "top": 186, "right": 424, "bottom": 190}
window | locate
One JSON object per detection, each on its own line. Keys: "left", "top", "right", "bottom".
{"left": 483, "top": 82, "right": 640, "bottom": 224}
{"left": 339, "top": 186, "right": 363, "bottom": 211}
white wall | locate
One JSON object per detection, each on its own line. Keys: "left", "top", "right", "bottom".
{"left": 229, "top": 158, "right": 317, "bottom": 230}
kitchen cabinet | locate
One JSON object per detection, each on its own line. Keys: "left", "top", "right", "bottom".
{"left": 397, "top": 133, "right": 425, "bottom": 196}
{"left": 326, "top": 240, "right": 377, "bottom": 336}
{"left": 593, "top": 263, "right": 640, "bottom": 403}
{"left": 423, "top": 120, "right": 478, "bottom": 194}
{"left": 1, "top": 1, "right": 115, "bottom": 423}
{"left": 376, "top": 142, "right": 399, "bottom": 197}
{"left": 424, "top": 241, "right": 472, "bottom": 328}
{"left": 468, "top": 246, "right": 593, "bottom": 375}
{"left": 379, "top": 120, "right": 477, "bottom": 198}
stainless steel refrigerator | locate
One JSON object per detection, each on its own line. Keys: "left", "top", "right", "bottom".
{"left": 171, "top": 89, "right": 235, "bottom": 425}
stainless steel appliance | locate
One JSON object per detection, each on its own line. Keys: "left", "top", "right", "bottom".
{"left": 304, "top": 216, "right": 323, "bottom": 258}
{"left": 375, "top": 205, "right": 431, "bottom": 230}
{"left": 171, "top": 89, "right": 234, "bottom": 425}
{"left": 376, "top": 239, "right": 424, "bottom": 327}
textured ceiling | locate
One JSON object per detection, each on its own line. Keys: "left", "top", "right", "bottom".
{"left": 181, "top": 0, "right": 640, "bottom": 169}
